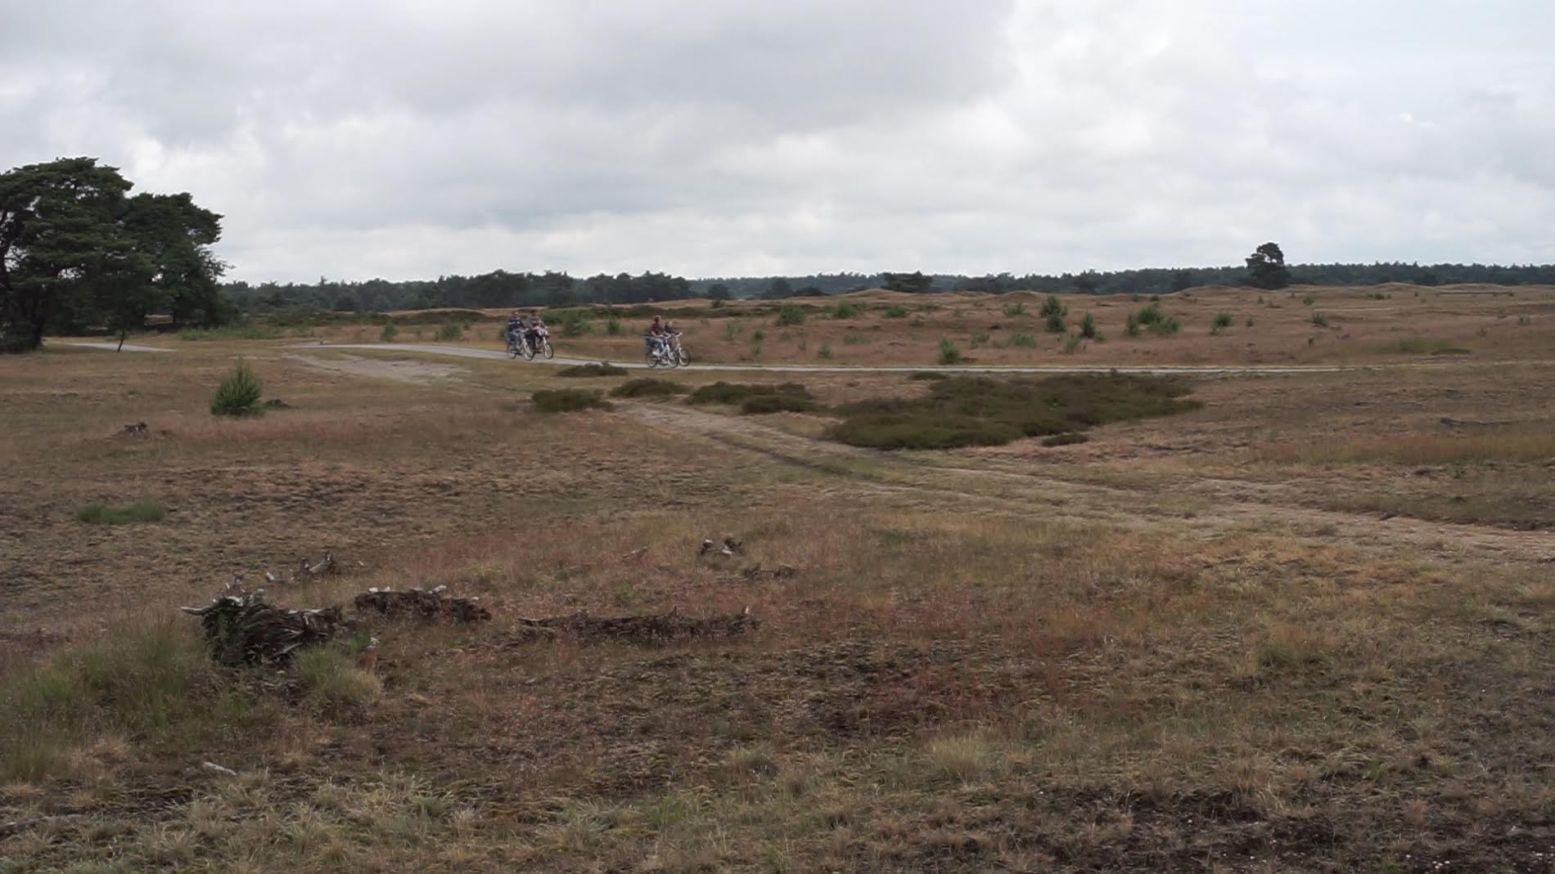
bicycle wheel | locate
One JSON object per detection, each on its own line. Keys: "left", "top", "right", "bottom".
{"left": 541, "top": 339, "right": 554, "bottom": 360}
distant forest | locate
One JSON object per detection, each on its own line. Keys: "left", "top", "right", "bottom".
{"left": 224, "top": 262, "right": 1555, "bottom": 314}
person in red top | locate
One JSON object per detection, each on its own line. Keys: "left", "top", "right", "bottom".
{"left": 645, "top": 316, "right": 668, "bottom": 358}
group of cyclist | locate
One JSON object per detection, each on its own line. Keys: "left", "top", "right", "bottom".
{"left": 506, "top": 309, "right": 680, "bottom": 359}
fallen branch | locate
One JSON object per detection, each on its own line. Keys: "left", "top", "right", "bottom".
{"left": 511, "top": 608, "right": 758, "bottom": 645}
{"left": 353, "top": 586, "right": 491, "bottom": 623}
{"left": 181, "top": 591, "right": 348, "bottom": 665}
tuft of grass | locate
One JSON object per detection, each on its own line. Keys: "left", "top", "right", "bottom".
{"left": 1311, "top": 311, "right": 1329, "bottom": 328}
{"left": 379, "top": 322, "right": 398, "bottom": 342}
{"left": 1389, "top": 337, "right": 1470, "bottom": 356}
{"left": 830, "top": 374, "right": 1199, "bottom": 450}
{"left": 75, "top": 500, "right": 166, "bottom": 525}
{"left": 610, "top": 378, "right": 687, "bottom": 398}
{"left": 0, "top": 623, "right": 251, "bottom": 781}
{"left": 937, "top": 338, "right": 962, "bottom": 365}
{"left": 884, "top": 305, "right": 909, "bottom": 318}
{"left": 437, "top": 322, "right": 465, "bottom": 341}
{"left": 1080, "top": 312, "right": 1101, "bottom": 340}
{"left": 531, "top": 389, "right": 612, "bottom": 413}
{"left": 1211, "top": 312, "right": 1233, "bottom": 335}
{"left": 606, "top": 315, "right": 621, "bottom": 335}
{"left": 1002, "top": 301, "right": 1026, "bottom": 317}
{"left": 211, "top": 360, "right": 263, "bottom": 417}
{"left": 556, "top": 363, "right": 628, "bottom": 378}
{"left": 1132, "top": 302, "right": 1179, "bottom": 336}
{"left": 295, "top": 648, "right": 382, "bottom": 714}
{"left": 829, "top": 302, "right": 863, "bottom": 319}
{"left": 776, "top": 305, "right": 805, "bottom": 327}
{"left": 1011, "top": 332, "right": 1038, "bottom": 348}
{"left": 817, "top": 343, "right": 833, "bottom": 359}
{"left": 688, "top": 382, "right": 815, "bottom": 414}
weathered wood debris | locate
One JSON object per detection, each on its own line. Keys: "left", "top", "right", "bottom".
{"left": 511, "top": 607, "right": 757, "bottom": 645}
{"left": 353, "top": 585, "right": 491, "bottom": 622}
{"left": 181, "top": 591, "right": 348, "bottom": 665}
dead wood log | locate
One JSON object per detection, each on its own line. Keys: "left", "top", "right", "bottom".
{"left": 181, "top": 591, "right": 347, "bottom": 665}
{"left": 353, "top": 586, "right": 491, "bottom": 623}
{"left": 511, "top": 607, "right": 758, "bottom": 645}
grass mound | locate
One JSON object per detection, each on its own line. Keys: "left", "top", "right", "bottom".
{"left": 75, "top": 500, "right": 166, "bottom": 525}
{"left": 830, "top": 374, "right": 1199, "bottom": 450}
{"left": 687, "top": 382, "right": 816, "bottom": 414}
{"left": 1390, "top": 337, "right": 1471, "bottom": 355}
{"left": 0, "top": 623, "right": 255, "bottom": 782}
{"left": 556, "top": 362, "right": 628, "bottom": 377}
{"left": 531, "top": 389, "right": 612, "bottom": 412}
{"left": 611, "top": 378, "right": 688, "bottom": 398}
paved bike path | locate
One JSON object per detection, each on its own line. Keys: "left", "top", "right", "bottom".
{"left": 303, "top": 343, "right": 1356, "bottom": 376}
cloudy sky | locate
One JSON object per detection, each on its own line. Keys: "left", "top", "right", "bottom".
{"left": 2, "top": 1, "right": 1551, "bottom": 282}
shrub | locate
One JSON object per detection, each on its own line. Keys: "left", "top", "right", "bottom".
{"left": 830, "top": 302, "right": 863, "bottom": 319}
{"left": 1391, "top": 337, "right": 1470, "bottom": 355}
{"left": 1211, "top": 312, "right": 1233, "bottom": 334}
{"left": 830, "top": 374, "right": 1199, "bottom": 450}
{"left": 531, "top": 389, "right": 612, "bottom": 412}
{"left": 1245, "top": 317, "right": 1255, "bottom": 327}
{"left": 970, "top": 332, "right": 991, "bottom": 348}
{"left": 1080, "top": 312, "right": 1101, "bottom": 340}
{"left": 818, "top": 343, "right": 833, "bottom": 359}
{"left": 211, "top": 360, "right": 263, "bottom": 416}
{"left": 1311, "top": 311, "right": 1329, "bottom": 328}
{"left": 740, "top": 393, "right": 817, "bottom": 414}
{"left": 687, "top": 381, "right": 814, "bottom": 414}
{"left": 884, "top": 305, "right": 909, "bottom": 318}
{"left": 606, "top": 315, "right": 621, "bottom": 335}
{"left": 1003, "top": 301, "right": 1027, "bottom": 317}
{"left": 555, "top": 362, "right": 627, "bottom": 377}
{"left": 75, "top": 500, "right": 166, "bottom": 525}
{"left": 1125, "top": 312, "right": 1141, "bottom": 337}
{"left": 552, "top": 309, "right": 592, "bottom": 337}
{"left": 611, "top": 378, "right": 686, "bottom": 397}
{"left": 776, "top": 304, "right": 806, "bottom": 326}
{"left": 1062, "top": 334, "right": 1083, "bottom": 354}
{"left": 380, "top": 322, "right": 398, "bottom": 342}
{"left": 1045, "top": 312, "right": 1067, "bottom": 333}
{"left": 437, "top": 321, "right": 464, "bottom": 341}
{"left": 938, "top": 338, "right": 963, "bottom": 365}
{"left": 1011, "top": 332, "right": 1038, "bottom": 348}
{"left": 1039, "top": 295, "right": 1066, "bottom": 319}
{"left": 752, "top": 329, "right": 766, "bottom": 343}
{"left": 1133, "top": 302, "right": 1179, "bottom": 336}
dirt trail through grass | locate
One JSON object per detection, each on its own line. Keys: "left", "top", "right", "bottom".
{"left": 624, "top": 400, "right": 1555, "bottom": 566}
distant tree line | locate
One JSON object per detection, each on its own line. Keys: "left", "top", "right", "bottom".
{"left": 229, "top": 258, "right": 1555, "bottom": 316}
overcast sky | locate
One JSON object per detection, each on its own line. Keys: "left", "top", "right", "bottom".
{"left": 2, "top": 1, "right": 1551, "bottom": 282}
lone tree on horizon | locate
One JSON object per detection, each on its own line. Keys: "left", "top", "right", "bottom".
{"left": 0, "top": 157, "right": 226, "bottom": 352}
{"left": 1245, "top": 242, "right": 1291, "bottom": 290}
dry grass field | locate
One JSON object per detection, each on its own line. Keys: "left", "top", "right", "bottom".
{"left": 3, "top": 287, "right": 1554, "bottom": 871}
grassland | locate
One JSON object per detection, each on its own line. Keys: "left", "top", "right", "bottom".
{"left": 2, "top": 289, "right": 1554, "bottom": 871}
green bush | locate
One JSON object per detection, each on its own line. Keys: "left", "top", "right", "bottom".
{"left": 552, "top": 309, "right": 592, "bottom": 337}
{"left": 556, "top": 362, "right": 627, "bottom": 377}
{"left": 1039, "top": 295, "right": 1066, "bottom": 319}
{"left": 970, "top": 332, "right": 991, "bottom": 348}
{"left": 437, "top": 321, "right": 464, "bottom": 341}
{"left": 1011, "top": 332, "right": 1038, "bottom": 348}
{"left": 830, "top": 374, "right": 1199, "bottom": 450}
{"left": 1211, "top": 312, "right": 1233, "bottom": 335}
{"left": 687, "top": 381, "right": 815, "bottom": 414}
{"left": 818, "top": 343, "right": 833, "bottom": 359}
{"left": 75, "top": 501, "right": 166, "bottom": 525}
{"left": 830, "top": 302, "right": 864, "bottom": 319}
{"left": 606, "top": 315, "right": 621, "bottom": 335}
{"left": 1003, "top": 301, "right": 1027, "bottom": 317}
{"left": 884, "top": 305, "right": 910, "bottom": 318}
{"left": 1062, "top": 334, "right": 1084, "bottom": 354}
{"left": 938, "top": 338, "right": 963, "bottom": 365}
{"left": 380, "top": 322, "right": 398, "bottom": 342}
{"left": 531, "top": 389, "right": 612, "bottom": 412}
{"left": 611, "top": 378, "right": 687, "bottom": 397}
{"left": 1311, "top": 312, "right": 1329, "bottom": 328}
{"left": 776, "top": 304, "right": 806, "bottom": 327}
{"left": 1132, "top": 302, "right": 1179, "bottom": 336}
{"left": 211, "top": 360, "right": 263, "bottom": 416}
{"left": 1125, "top": 312, "right": 1141, "bottom": 337}
{"left": 1080, "top": 313, "right": 1101, "bottom": 340}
